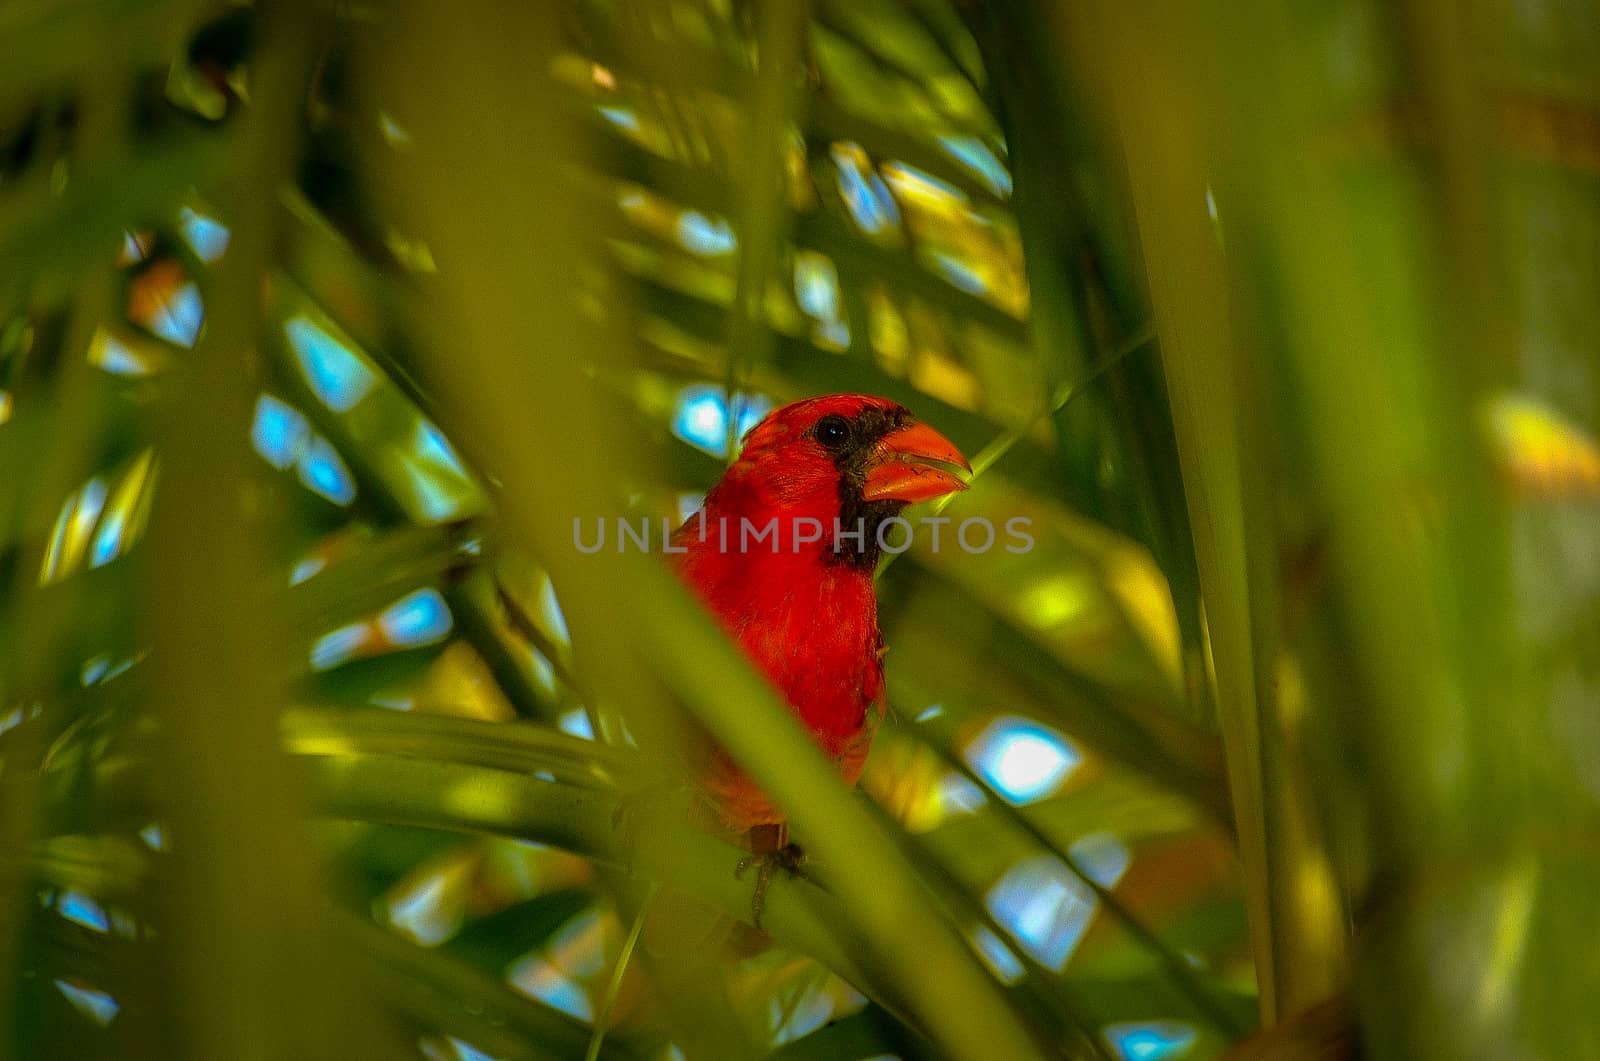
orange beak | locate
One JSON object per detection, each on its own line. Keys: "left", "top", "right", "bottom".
{"left": 862, "top": 420, "right": 972, "bottom": 503}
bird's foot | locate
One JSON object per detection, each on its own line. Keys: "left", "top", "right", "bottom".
{"left": 734, "top": 826, "right": 807, "bottom": 930}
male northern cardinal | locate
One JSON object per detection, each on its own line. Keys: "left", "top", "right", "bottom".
{"left": 669, "top": 393, "right": 971, "bottom": 925}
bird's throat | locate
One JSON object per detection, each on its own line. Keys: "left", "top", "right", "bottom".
{"left": 827, "top": 495, "right": 908, "bottom": 571}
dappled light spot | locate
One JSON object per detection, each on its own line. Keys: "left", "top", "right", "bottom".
{"left": 313, "top": 584, "right": 465, "bottom": 673}
{"left": 252, "top": 393, "right": 310, "bottom": 470}
{"left": 674, "top": 386, "right": 731, "bottom": 454}
{"left": 598, "top": 105, "right": 640, "bottom": 133}
{"left": 378, "top": 111, "right": 413, "bottom": 148}
{"left": 0, "top": 707, "right": 23, "bottom": 736}
{"left": 298, "top": 434, "right": 358, "bottom": 506}
{"left": 1071, "top": 832, "right": 1132, "bottom": 888}
{"left": 970, "top": 923, "right": 1024, "bottom": 984}
{"left": 287, "top": 314, "right": 376, "bottom": 413}
{"left": 411, "top": 642, "right": 517, "bottom": 721}
{"left": 1104, "top": 1021, "right": 1198, "bottom": 1060}
{"left": 139, "top": 824, "right": 165, "bottom": 851}
{"left": 936, "top": 135, "right": 1012, "bottom": 198}
{"left": 614, "top": 184, "right": 743, "bottom": 279}
{"left": 378, "top": 589, "right": 453, "bottom": 649}
{"left": 149, "top": 286, "right": 202, "bottom": 345}
{"left": 416, "top": 420, "right": 469, "bottom": 478}
{"left": 41, "top": 475, "right": 107, "bottom": 585}
{"left": 386, "top": 226, "right": 438, "bottom": 274}
{"left": 548, "top": 909, "right": 606, "bottom": 978}
{"left": 504, "top": 909, "right": 624, "bottom": 1026}
{"left": 671, "top": 384, "right": 773, "bottom": 458}
{"left": 442, "top": 772, "right": 526, "bottom": 828}
{"left": 118, "top": 230, "right": 154, "bottom": 266}
{"left": 734, "top": 395, "right": 775, "bottom": 440}
{"left": 987, "top": 855, "right": 1095, "bottom": 970}
{"left": 290, "top": 555, "right": 326, "bottom": 585}
{"left": 526, "top": 646, "right": 558, "bottom": 699}
{"left": 253, "top": 392, "right": 360, "bottom": 506}
{"left": 0, "top": 389, "right": 10, "bottom": 425}
{"left": 80, "top": 653, "right": 138, "bottom": 686}
{"left": 1017, "top": 571, "right": 1095, "bottom": 630}
{"left": 89, "top": 449, "right": 156, "bottom": 570}
{"left": 937, "top": 771, "right": 987, "bottom": 816}
{"left": 866, "top": 737, "right": 978, "bottom": 832}
{"left": 1484, "top": 391, "right": 1600, "bottom": 496}
{"left": 446, "top": 1042, "right": 501, "bottom": 1061}
{"left": 177, "top": 205, "right": 230, "bottom": 262}
{"left": 395, "top": 418, "right": 480, "bottom": 523}
{"left": 929, "top": 250, "right": 987, "bottom": 295}
{"left": 57, "top": 890, "right": 109, "bottom": 934}
{"left": 89, "top": 327, "right": 163, "bottom": 376}
{"left": 832, "top": 142, "right": 902, "bottom": 236}
{"left": 127, "top": 260, "right": 203, "bottom": 347}
{"left": 507, "top": 954, "right": 593, "bottom": 1022}
{"left": 794, "top": 250, "right": 842, "bottom": 321}
{"left": 880, "top": 156, "right": 1030, "bottom": 320}
{"left": 537, "top": 578, "right": 571, "bottom": 647}
{"left": 310, "top": 623, "right": 372, "bottom": 671}
{"left": 387, "top": 876, "right": 457, "bottom": 947}
{"left": 85, "top": 513, "right": 122, "bottom": 570}
{"left": 68, "top": 478, "right": 106, "bottom": 564}
{"left": 558, "top": 709, "right": 594, "bottom": 740}
{"left": 768, "top": 980, "right": 837, "bottom": 1045}
{"left": 676, "top": 210, "right": 737, "bottom": 256}
{"left": 382, "top": 849, "right": 475, "bottom": 947}
{"left": 882, "top": 160, "right": 969, "bottom": 208}
{"left": 422, "top": 1037, "right": 504, "bottom": 1061}
{"left": 54, "top": 979, "right": 119, "bottom": 1027}
{"left": 986, "top": 841, "right": 1129, "bottom": 971}
{"left": 1104, "top": 546, "right": 1183, "bottom": 688}
{"left": 815, "top": 318, "right": 851, "bottom": 351}
{"left": 792, "top": 250, "right": 849, "bottom": 349}
{"left": 906, "top": 343, "right": 980, "bottom": 411}
{"left": 80, "top": 655, "right": 111, "bottom": 685}
{"left": 399, "top": 462, "right": 461, "bottom": 522}
{"left": 964, "top": 716, "right": 1080, "bottom": 805}
{"left": 676, "top": 492, "right": 706, "bottom": 525}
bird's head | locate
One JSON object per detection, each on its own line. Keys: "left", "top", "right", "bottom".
{"left": 702, "top": 394, "right": 971, "bottom": 567}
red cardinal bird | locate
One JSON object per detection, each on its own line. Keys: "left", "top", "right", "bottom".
{"left": 668, "top": 393, "right": 970, "bottom": 924}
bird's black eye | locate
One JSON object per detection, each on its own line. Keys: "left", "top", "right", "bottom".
{"left": 814, "top": 415, "right": 852, "bottom": 449}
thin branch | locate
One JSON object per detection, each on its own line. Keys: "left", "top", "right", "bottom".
{"left": 585, "top": 882, "right": 658, "bottom": 1061}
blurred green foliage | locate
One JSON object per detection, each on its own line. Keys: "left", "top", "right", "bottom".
{"left": 2, "top": 1, "right": 1598, "bottom": 1059}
